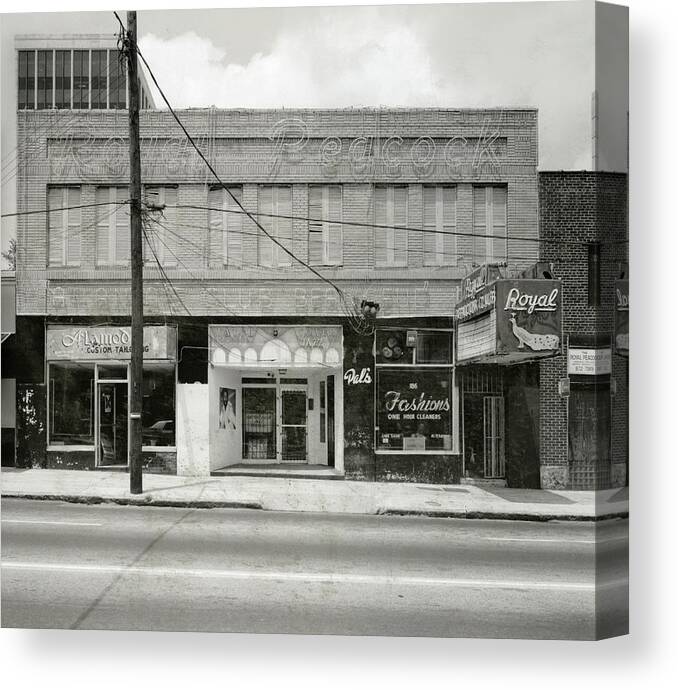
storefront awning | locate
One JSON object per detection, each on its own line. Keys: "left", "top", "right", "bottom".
{"left": 209, "top": 325, "right": 343, "bottom": 367}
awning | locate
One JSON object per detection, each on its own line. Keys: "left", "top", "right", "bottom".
{"left": 209, "top": 325, "right": 343, "bottom": 367}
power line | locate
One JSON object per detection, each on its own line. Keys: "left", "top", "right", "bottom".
{"left": 168, "top": 202, "right": 628, "bottom": 247}
{"left": 112, "top": 12, "right": 348, "bottom": 302}
{"left": 2, "top": 199, "right": 129, "bottom": 220}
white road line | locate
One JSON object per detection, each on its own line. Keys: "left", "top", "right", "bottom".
{"left": 483, "top": 536, "right": 627, "bottom": 545}
{"left": 0, "top": 560, "right": 626, "bottom": 592}
{"left": 1, "top": 519, "right": 103, "bottom": 527}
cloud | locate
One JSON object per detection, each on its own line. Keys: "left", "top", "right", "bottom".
{"left": 139, "top": 14, "right": 445, "bottom": 109}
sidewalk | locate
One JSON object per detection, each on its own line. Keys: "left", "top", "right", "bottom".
{"left": 0, "top": 468, "right": 629, "bottom": 521}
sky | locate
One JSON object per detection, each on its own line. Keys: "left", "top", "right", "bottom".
{"left": 1, "top": 0, "right": 622, "bottom": 263}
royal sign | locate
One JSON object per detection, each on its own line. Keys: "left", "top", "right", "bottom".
{"left": 455, "top": 277, "right": 563, "bottom": 363}
{"left": 455, "top": 264, "right": 503, "bottom": 323}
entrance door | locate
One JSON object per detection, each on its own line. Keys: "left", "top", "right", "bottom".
{"left": 568, "top": 383, "right": 611, "bottom": 488}
{"left": 98, "top": 382, "right": 128, "bottom": 466}
{"left": 483, "top": 396, "right": 505, "bottom": 478}
{"left": 280, "top": 386, "right": 307, "bottom": 463}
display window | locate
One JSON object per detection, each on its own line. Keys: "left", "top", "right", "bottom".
{"left": 48, "top": 362, "right": 95, "bottom": 446}
{"left": 374, "top": 328, "right": 456, "bottom": 454}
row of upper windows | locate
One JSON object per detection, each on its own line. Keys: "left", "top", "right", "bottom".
{"left": 44, "top": 184, "right": 508, "bottom": 269}
{"left": 17, "top": 49, "right": 151, "bottom": 111}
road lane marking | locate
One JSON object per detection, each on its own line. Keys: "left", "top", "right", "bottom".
{"left": 1, "top": 561, "right": 628, "bottom": 592}
{"left": 483, "top": 536, "right": 627, "bottom": 545}
{"left": 1, "top": 519, "right": 103, "bottom": 527}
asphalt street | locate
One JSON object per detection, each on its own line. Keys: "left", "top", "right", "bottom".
{"left": 1, "top": 499, "right": 628, "bottom": 639}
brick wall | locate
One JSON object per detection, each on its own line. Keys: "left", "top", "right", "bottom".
{"left": 16, "top": 108, "right": 538, "bottom": 318}
{"left": 538, "top": 172, "right": 628, "bottom": 489}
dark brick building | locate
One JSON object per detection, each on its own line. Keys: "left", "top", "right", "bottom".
{"left": 538, "top": 172, "right": 628, "bottom": 489}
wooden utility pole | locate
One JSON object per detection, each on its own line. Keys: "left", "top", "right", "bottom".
{"left": 127, "top": 10, "right": 143, "bottom": 494}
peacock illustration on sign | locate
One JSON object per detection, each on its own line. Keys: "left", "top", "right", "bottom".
{"left": 508, "top": 313, "right": 560, "bottom": 351}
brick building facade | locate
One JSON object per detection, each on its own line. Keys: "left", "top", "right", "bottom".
{"left": 12, "top": 106, "right": 542, "bottom": 483}
{"left": 538, "top": 172, "right": 628, "bottom": 489}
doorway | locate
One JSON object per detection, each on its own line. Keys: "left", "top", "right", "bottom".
{"left": 98, "top": 381, "right": 128, "bottom": 466}
{"left": 241, "top": 378, "right": 308, "bottom": 464}
{"left": 280, "top": 384, "right": 307, "bottom": 463}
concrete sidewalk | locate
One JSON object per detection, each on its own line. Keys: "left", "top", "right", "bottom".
{"left": 0, "top": 468, "right": 629, "bottom": 521}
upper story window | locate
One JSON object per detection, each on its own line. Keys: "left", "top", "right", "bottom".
{"left": 143, "top": 187, "right": 178, "bottom": 267}
{"left": 308, "top": 185, "right": 342, "bottom": 266}
{"left": 472, "top": 186, "right": 507, "bottom": 265}
{"left": 17, "top": 48, "right": 143, "bottom": 110}
{"left": 36, "top": 50, "right": 53, "bottom": 110}
{"left": 48, "top": 186, "right": 81, "bottom": 267}
{"left": 258, "top": 185, "right": 293, "bottom": 268}
{"left": 72, "top": 50, "right": 89, "bottom": 109}
{"left": 208, "top": 186, "right": 243, "bottom": 267}
{"left": 423, "top": 185, "right": 457, "bottom": 267}
{"left": 375, "top": 185, "right": 408, "bottom": 267}
{"left": 18, "top": 50, "right": 35, "bottom": 110}
{"left": 96, "top": 187, "right": 129, "bottom": 266}
{"left": 54, "top": 51, "right": 71, "bottom": 109}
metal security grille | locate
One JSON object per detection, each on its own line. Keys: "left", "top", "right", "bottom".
{"left": 462, "top": 367, "right": 503, "bottom": 394}
{"left": 483, "top": 396, "right": 505, "bottom": 478}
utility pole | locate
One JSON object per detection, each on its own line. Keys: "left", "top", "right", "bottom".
{"left": 127, "top": 10, "right": 143, "bottom": 494}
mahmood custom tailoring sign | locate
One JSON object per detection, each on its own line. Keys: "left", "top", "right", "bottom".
{"left": 455, "top": 269, "right": 562, "bottom": 364}
{"left": 46, "top": 325, "right": 177, "bottom": 360}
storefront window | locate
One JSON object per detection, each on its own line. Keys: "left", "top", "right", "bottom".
{"left": 416, "top": 331, "right": 452, "bottom": 364}
{"left": 142, "top": 363, "right": 175, "bottom": 447}
{"left": 49, "top": 363, "right": 94, "bottom": 446}
{"left": 376, "top": 367, "right": 453, "bottom": 452}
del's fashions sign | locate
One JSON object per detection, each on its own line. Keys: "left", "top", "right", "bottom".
{"left": 46, "top": 325, "right": 177, "bottom": 360}
{"left": 455, "top": 273, "right": 562, "bottom": 363}
{"left": 376, "top": 368, "right": 453, "bottom": 452}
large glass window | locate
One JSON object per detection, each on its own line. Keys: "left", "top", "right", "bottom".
{"left": 142, "top": 363, "right": 176, "bottom": 447}
{"left": 108, "top": 49, "right": 126, "bottom": 109}
{"left": 18, "top": 50, "right": 35, "bottom": 110}
{"left": 376, "top": 368, "right": 453, "bottom": 452}
{"left": 55, "top": 50, "right": 71, "bottom": 109}
{"left": 91, "top": 50, "right": 107, "bottom": 109}
{"left": 36, "top": 50, "right": 53, "bottom": 110}
{"left": 72, "top": 50, "right": 89, "bottom": 109}
{"left": 49, "top": 362, "right": 94, "bottom": 446}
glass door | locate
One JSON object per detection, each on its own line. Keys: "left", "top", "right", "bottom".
{"left": 242, "top": 386, "right": 277, "bottom": 460}
{"left": 280, "top": 385, "right": 307, "bottom": 464}
{"left": 98, "top": 382, "right": 128, "bottom": 466}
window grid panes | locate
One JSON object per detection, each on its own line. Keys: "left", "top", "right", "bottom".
{"left": 18, "top": 50, "right": 35, "bottom": 110}
{"left": 91, "top": 50, "right": 108, "bottom": 109}
{"left": 54, "top": 50, "right": 71, "bottom": 109}
{"left": 72, "top": 50, "right": 89, "bottom": 109}
{"left": 36, "top": 50, "right": 53, "bottom": 109}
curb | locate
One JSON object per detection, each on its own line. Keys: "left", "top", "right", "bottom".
{"left": 1, "top": 493, "right": 263, "bottom": 511}
{"left": 376, "top": 508, "right": 629, "bottom": 522}
{"left": 3, "top": 493, "right": 627, "bottom": 521}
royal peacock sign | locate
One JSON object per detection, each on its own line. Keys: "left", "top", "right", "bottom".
{"left": 455, "top": 274, "right": 562, "bottom": 364}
